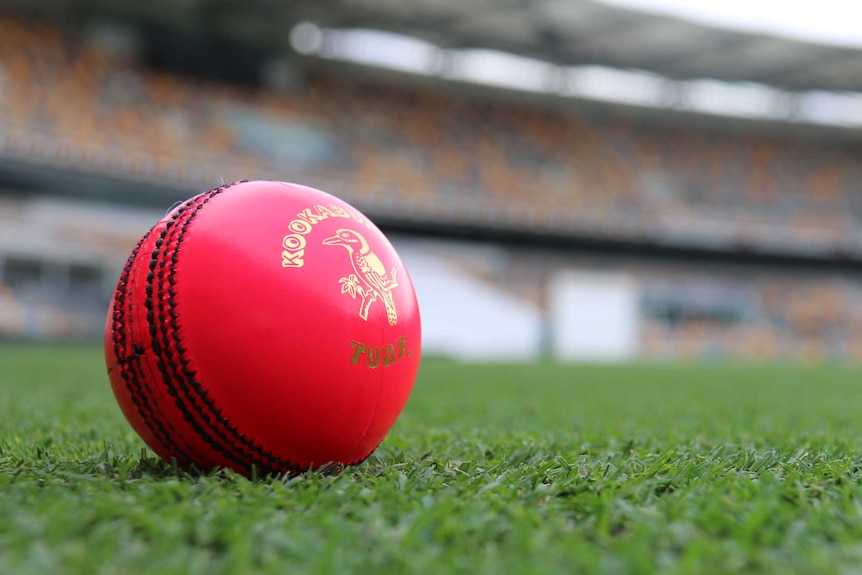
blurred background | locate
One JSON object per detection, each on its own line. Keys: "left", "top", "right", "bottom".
{"left": 1, "top": 0, "right": 861, "bottom": 363}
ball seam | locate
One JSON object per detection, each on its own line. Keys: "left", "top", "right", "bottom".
{"left": 152, "top": 181, "right": 309, "bottom": 475}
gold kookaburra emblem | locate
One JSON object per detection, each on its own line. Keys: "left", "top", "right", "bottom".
{"left": 323, "top": 228, "right": 398, "bottom": 325}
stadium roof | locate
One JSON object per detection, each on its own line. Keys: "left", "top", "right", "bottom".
{"left": 283, "top": 0, "right": 862, "bottom": 93}
{"left": 72, "top": 0, "right": 862, "bottom": 94}
{"left": 9, "top": 0, "right": 862, "bottom": 93}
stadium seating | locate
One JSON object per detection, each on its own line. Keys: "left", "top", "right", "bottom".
{"left": 3, "top": 14, "right": 862, "bottom": 258}
{"left": 4, "top": 15, "right": 862, "bottom": 359}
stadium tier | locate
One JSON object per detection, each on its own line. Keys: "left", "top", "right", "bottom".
{"left": 2, "top": 15, "right": 862, "bottom": 258}
{"left": 440, "top": 245, "right": 862, "bottom": 363}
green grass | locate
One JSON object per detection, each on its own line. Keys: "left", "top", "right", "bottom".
{"left": 3, "top": 346, "right": 862, "bottom": 574}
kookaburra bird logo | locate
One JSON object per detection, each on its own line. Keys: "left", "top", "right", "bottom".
{"left": 323, "top": 228, "right": 399, "bottom": 325}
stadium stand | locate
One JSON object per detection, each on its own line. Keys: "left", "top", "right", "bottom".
{"left": 491, "top": 251, "right": 862, "bottom": 363}
{"left": 3, "top": 15, "right": 862, "bottom": 256}
{"left": 3, "top": 13, "right": 862, "bottom": 360}
{"left": 0, "top": 189, "right": 158, "bottom": 341}
{"left": 0, "top": 282, "right": 26, "bottom": 338}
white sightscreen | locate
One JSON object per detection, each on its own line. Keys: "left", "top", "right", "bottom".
{"left": 549, "top": 271, "right": 639, "bottom": 362}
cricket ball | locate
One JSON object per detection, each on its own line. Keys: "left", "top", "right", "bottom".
{"left": 105, "top": 180, "right": 421, "bottom": 476}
